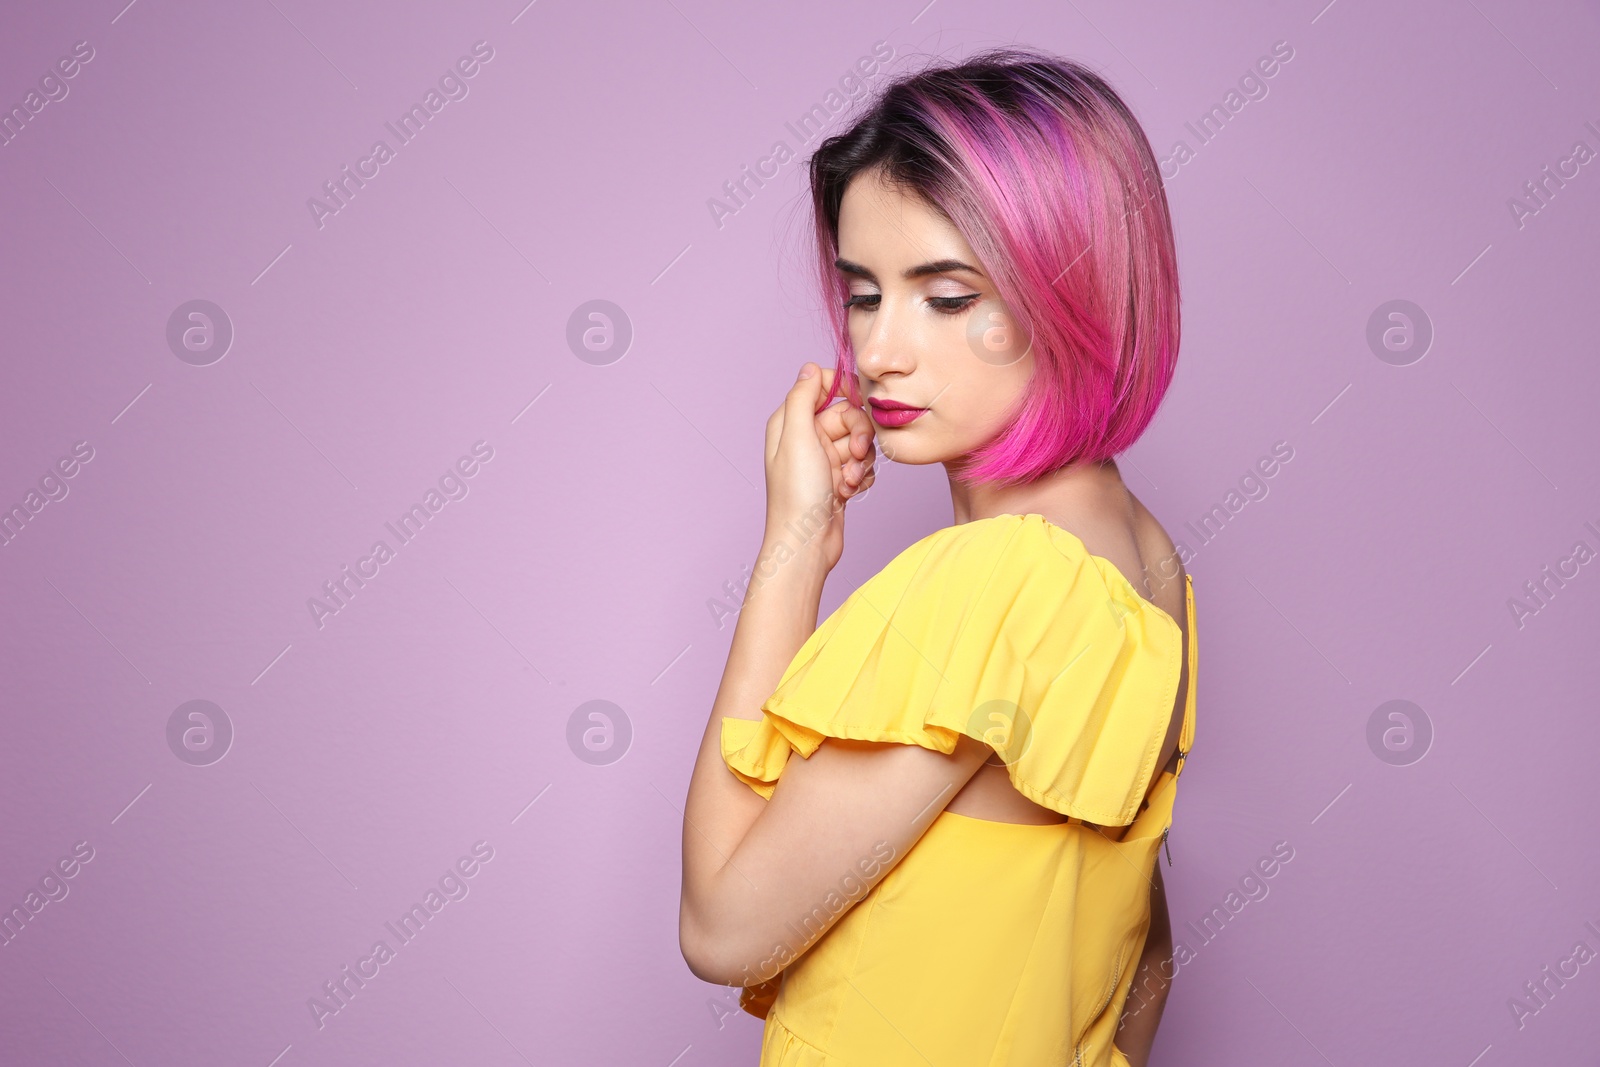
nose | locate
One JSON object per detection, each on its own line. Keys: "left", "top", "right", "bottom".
{"left": 852, "top": 300, "right": 916, "bottom": 381}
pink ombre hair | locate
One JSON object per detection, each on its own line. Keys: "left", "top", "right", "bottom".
{"left": 809, "top": 48, "right": 1181, "bottom": 487}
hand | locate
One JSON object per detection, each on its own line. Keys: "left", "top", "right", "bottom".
{"left": 762, "top": 362, "right": 876, "bottom": 570}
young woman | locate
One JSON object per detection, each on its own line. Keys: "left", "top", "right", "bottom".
{"left": 679, "top": 48, "right": 1195, "bottom": 1066}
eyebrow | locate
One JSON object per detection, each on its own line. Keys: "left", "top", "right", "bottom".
{"left": 833, "top": 256, "right": 984, "bottom": 281}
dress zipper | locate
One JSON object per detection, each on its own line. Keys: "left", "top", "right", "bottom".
{"left": 1161, "top": 826, "right": 1173, "bottom": 867}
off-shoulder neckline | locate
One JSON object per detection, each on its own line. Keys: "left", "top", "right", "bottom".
{"left": 944, "top": 512, "right": 1188, "bottom": 632}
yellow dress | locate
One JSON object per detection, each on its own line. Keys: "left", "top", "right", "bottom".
{"left": 719, "top": 512, "right": 1198, "bottom": 1066}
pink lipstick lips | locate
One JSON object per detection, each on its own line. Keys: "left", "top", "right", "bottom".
{"left": 867, "top": 397, "right": 928, "bottom": 428}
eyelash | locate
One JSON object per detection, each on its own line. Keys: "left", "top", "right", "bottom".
{"left": 843, "top": 294, "right": 980, "bottom": 314}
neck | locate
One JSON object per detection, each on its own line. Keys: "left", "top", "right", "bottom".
{"left": 945, "top": 456, "right": 1122, "bottom": 526}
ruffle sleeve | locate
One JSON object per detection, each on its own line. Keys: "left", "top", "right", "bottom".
{"left": 720, "top": 513, "right": 1184, "bottom": 828}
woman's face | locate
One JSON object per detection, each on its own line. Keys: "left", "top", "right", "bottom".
{"left": 835, "top": 166, "right": 1035, "bottom": 466}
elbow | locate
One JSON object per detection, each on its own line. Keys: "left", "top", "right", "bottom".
{"left": 679, "top": 907, "right": 742, "bottom": 986}
{"left": 681, "top": 874, "right": 787, "bottom": 986}
{"left": 681, "top": 934, "right": 749, "bottom": 988}
{"left": 681, "top": 947, "right": 721, "bottom": 985}
{"left": 679, "top": 928, "right": 725, "bottom": 985}
{"left": 681, "top": 913, "right": 779, "bottom": 988}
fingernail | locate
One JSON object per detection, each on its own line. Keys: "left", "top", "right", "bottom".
{"left": 798, "top": 364, "right": 815, "bottom": 379}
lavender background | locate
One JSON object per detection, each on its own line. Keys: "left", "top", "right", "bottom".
{"left": 2, "top": 0, "right": 1597, "bottom": 1064}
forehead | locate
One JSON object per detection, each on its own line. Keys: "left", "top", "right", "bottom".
{"left": 837, "top": 169, "right": 971, "bottom": 264}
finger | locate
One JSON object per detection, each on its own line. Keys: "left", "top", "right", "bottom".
{"left": 764, "top": 406, "right": 784, "bottom": 468}
{"left": 814, "top": 394, "right": 864, "bottom": 467}
{"left": 843, "top": 461, "right": 875, "bottom": 499}
{"left": 852, "top": 465, "right": 877, "bottom": 497}
{"left": 815, "top": 400, "right": 851, "bottom": 444}
{"left": 817, "top": 413, "right": 860, "bottom": 481}
{"left": 813, "top": 364, "right": 853, "bottom": 416}
{"left": 857, "top": 443, "right": 876, "bottom": 478}
{"left": 840, "top": 428, "right": 872, "bottom": 485}
{"left": 815, "top": 412, "right": 863, "bottom": 484}
{"left": 827, "top": 427, "right": 856, "bottom": 480}
{"left": 805, "top": 388, "right": 855, "bottom": 496}
{"left": 826, "top": 438, "right": 846, "bottom": 500}
{"left": 843, "top": 451, "right": 865, "bottom": 486}
{"left": 784, "top": 363, "right": 827, "bottom": 434}
{"left": 839, "top": 403, "right": 875, "bottom": 459}
{"left": 784, "top": 364, "right": 832, "bottom": 444}
{"left": 816, "top": 383, "right": 869, "bottom": 448}
{"left": 852, "top": 444, "right": 877, "bottom": 488}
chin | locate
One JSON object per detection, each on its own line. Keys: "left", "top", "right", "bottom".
{"left": 877, "top": 441, "right": 930, "bottom": 464}
{"left": 878, "top": 440, "right": 958, "bottom": 466}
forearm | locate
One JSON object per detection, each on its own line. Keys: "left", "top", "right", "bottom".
{"left": 1116, "top": 869, "right": 1175, "bottom": 1065}
{"left": 679, "top": 531, "right": 830, "bottom": 974}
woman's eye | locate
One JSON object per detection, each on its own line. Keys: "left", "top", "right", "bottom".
{"left": 844, "top": 293, "right": 981, "bottom": 313}
{"left": 929, "top": 294, "right": 981, "bottom": 314}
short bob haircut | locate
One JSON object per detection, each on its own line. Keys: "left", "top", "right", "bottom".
{"left": 809, "top": 47, "right": 1181, "bottom": 487}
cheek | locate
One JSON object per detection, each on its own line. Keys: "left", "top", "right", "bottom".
{"left": 927, "top": 368, "right": 1012, "bottom": 441}
{"left": 846, "top": 316, "right": 868, "bottom": 350}
{"left": 963, "top": 361, "right": 1033, "bottom": 435}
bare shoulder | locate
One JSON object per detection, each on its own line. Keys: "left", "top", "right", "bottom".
{"left": 1123, "top": 490, "right": 1190, "bottom": 782}
{"left": 1126, "top": 491, "right": 1188, "bottom": 622}
{"left": 1038, "top": 477, "right": 1190, "bottom": 786}
{"left": 1040, "top": 478, "right": 1186, "bottom": 625}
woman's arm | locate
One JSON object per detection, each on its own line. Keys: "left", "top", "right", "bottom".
{"left": 677, "top": 363, "right": 852, "bottom": 982}
{"left": 675, "top": 522, "right": 827, "bottom": 971}
{"left": 1115, "top": 862, "right": 1175, "bottom": 1066}
{"left": 677, "top": 364, "right": 991, "bottom": 987}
